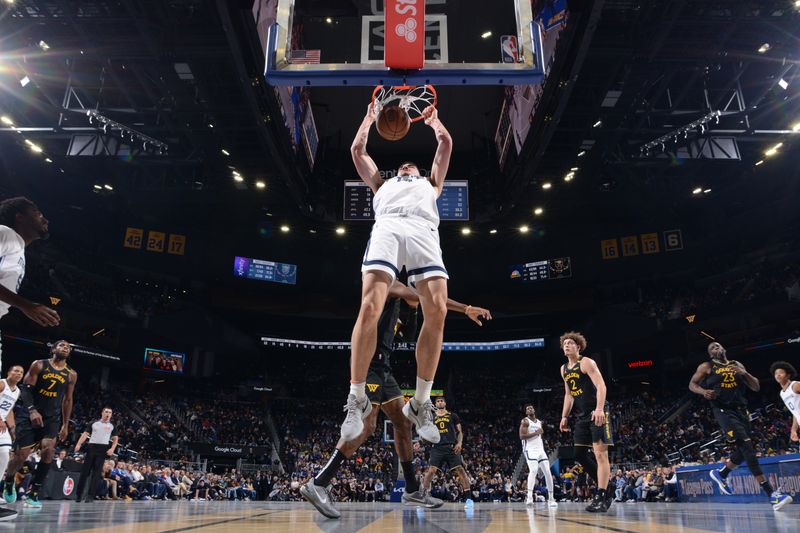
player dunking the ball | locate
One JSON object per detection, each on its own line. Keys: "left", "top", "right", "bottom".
{"left": 520, "top": 404, "right": 557, "bottom": 508}
{"left": 689, "top": 342, "right": 792, "bottom": 510}
{"left": 342, "top": 102, "right": 452, "bottom": 444}
{"left": 559, "top": 331, "right": 614, "bottom": 513}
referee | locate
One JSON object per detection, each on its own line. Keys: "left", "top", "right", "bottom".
{"left": 74, "top": 407, "right": 118, "bottom": 503}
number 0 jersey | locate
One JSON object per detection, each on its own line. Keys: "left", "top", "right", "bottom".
{"left": 779, "top": 381, "right": 800, "bottom": 423}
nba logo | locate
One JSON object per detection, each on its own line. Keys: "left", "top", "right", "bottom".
{"left": 500, "top": 35, "right": 519, "bottom": 63}
{"left": 63, "top": 476, "right": 75, "bottom": 496}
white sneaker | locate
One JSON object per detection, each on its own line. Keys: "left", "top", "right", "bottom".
{"left": 340, "top": 394, "right": 373, "bottom": 441}
{"left": 402, "top": 397, "right": 439, "bottom": 443}
{"left": 525, "top": 496, "right": 533, "bottom": 506}
{"left": 548, "top": 498, "right": 558, "bottom": 508}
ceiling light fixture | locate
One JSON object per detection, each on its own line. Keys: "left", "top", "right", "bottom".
{"left": 233, "top": 175, "right": 244, "bottom": 182}
{"left": 792, "top": 122, "right": 800, "bottom": 132}
{"left": 44, "top": 158, "right": 52, "bottom": 163}
{"left": 755, "top": 160, "right": 764, "bottom": 166}
{"left": 542, "top": 182, "right": 552, "bottom": 190}
{"left": 778, "top": 78, "right": 789, "bottom": 90}
{"left": 764, "top": 142, "right": 783, "bottom": 156}
{"left": 104, "top": 184, "right": 113, "bottom": 190}
{"left": 564, "top": 172, "right": 574, "bottom": 182}
{"left": 20, "top": 76, "right": 30, "bottom": 87}
{"left": 489, "top": 229, "right": 497, "bottom": 234}
{"left": 519, "top": 225, "right": 529, "bottom": 234}
{"left": 280, "top": 225, "right": 290, "bottom": 233}
{"left": 481, "top": 31, "right": 492, "bottom": 39}
{"left": 93, "top": 184, "right": 102, "bottom": 190}
{"left": 692, "top": 187, "right": 702, "bottom": 195}
{"left": 0, "top": 116, "right": 13, "bottom": 126}
{"left": 335, "top": 227, "right": 345, "bottom": 235}
{"left": 28, "top": 143, "right": 43, "bottom": 153}
{"left": 325, "top": 17, "right": 332, "bottom": 23}
{"left": 38, "top": 40, "right": 50, "bottom": 51}
{"left": 570, "top": 167, "right": 578, "bottom": 171}
{"left": 255, "top": 181, "right": 266, "bottom": 189}
{"left": 221, "top": 149, "right": 230, "bottom": 156}
{"left": 577, "top": 150, "right": 586, "bottom": 157}
{"left": 534, "top": 207, "right": 543, "bottom": 215}
{"left": 757, "top": 43, "right": 770, "bottom": 53}
{"left": 593, "top": 120, "right": 602, "bottom": 128}
{"left": 461, "top": 227, "right": 471, "bottom": 235}
{"left": 703, "top": 189, "right": 711, "bottom": 194}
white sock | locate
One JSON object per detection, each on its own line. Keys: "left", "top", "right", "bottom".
{"left": 349, "top": 382, "right": 366, "bottom": 401}
{"left": 540, "top": 460, "right": 554, "bottom": 498}
{"left": 0, "top": 447, "right": 9, "bottom": 481}
{"left": 413, "top": 377, "right": 433, "bottom": 404}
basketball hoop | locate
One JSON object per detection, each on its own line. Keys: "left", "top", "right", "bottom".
{"left": 371, "top": 85, "right": 437, "bottom": 123}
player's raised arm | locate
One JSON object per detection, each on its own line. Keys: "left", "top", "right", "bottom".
{"left": 351, "top": 103, "right": 382, "bottom": 193}
{"left": 422, "top": 106, "right": 452, "bottom": 197}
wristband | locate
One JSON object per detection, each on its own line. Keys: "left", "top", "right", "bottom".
{"left": 561, "top": 416, "right": 568, "bottom": 420}
{"left": 465, "top": 305, "right": 472, "bottom": 314}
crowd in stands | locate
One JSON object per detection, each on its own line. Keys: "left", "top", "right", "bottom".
{"left": 617, "top": 258, "right": 800, "bottom": 321}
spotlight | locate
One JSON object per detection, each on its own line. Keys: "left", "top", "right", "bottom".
{"left": 461, "top": 227, "right": 471, "bottom": 235}
{"left": 255, "top": 181, "right": 266, "bottom": 189}
{"left": 233, "top": 175, "right": 244, "bottom": 182}
{"left": 335, "top": 227, "right": 346, "bottom": 235}
{"left": 481, "top": 31, "right": 492, "bottom": 39}
{"left": 221, "top": 149, "right": 230, "bottom": 156}
{"left": 703, "top": 189, "right": 711, "bottom": 194}
{"left": 280, "top": 225, "right": 290, "bottom": 233}
{"left": 755, "top": 160, "right": 764, "bottom": 166}
{"left": 534, "top": 207, "right": 543, "bottom": 215}
{"left": 778, "top": 79, "right": 789, "bottom": 90}
{"left": 577, "top": 151, "right": 586, "bottom": 157}
{"left": 104, "top": 184, "right": 113, "bottom": 190}
{"left": 20, "top": 75, "right": 30, "bottom": 87}
{"left": 93, "top": 184, "right": 102, "bottom": 190}
{"left": 593, "top": 120, "right": 602, "bottom": 128}
{"left": 692, "top": 187, "right": 702, "bottom": 195}
{"left": 38, "top": 40, "right": 50, "bottom": 52}
{"left": 325, "top": 17, "right": 332, "bottom": 23}
{"left": 519, "top": 225, "right": 529, "bottom": 233}
{"left": 570, "top": 167, "right": 579, "bottom": 171}
{"left": 757, "top": 43, "right": 770, "bottom": 53}
{"left": 542, "top": 182, "right": 552, "bottom": 190}
{"left": 564, "top": 173, "right": 574, "bottom": 182}
{"left": 28, "top": 143, "right": 43, "bottom": 153}
{"left": 764, "top": 142, "right": 782, "bottom": 157}
{"left": 489, "top": 229, "right": 497, "bottom": 234}
{"left": 44, "top": 158, "right": 52, "bottom": 163}
{"left": 0, "top": 116, "right": 13, "bottom": 126}
{"left": 792, "top": 123, "right": 800, "bottom": 132}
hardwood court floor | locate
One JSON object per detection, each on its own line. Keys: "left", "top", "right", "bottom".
{"left": 4, "top": 500, "right": 798, "bottom": 532}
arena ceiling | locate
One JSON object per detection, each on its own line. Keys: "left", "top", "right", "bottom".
{"left": 0, "top": 0, "right": 798, "bottom": 244}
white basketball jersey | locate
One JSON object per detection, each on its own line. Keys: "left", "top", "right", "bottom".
{"left": 0, "top": 225, "right": 26, "bottom": 320}
{"left": 373, "top": 176, "right": 439, "bottom": 226}
{"left": 780, "top": 381, "right": 800, "bottom": 422}
{"left": 0, "top": 379, "right": 20, "bottom": 423}
{"left": 521, "top": 417, "right": 545, "bottom": 454}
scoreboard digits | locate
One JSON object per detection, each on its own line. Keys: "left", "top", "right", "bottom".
{"left": 344, "top": 180, "right": 469, "bottom": 221}
{"left": 510, "top": 257, "right": 572, "bottom": 282}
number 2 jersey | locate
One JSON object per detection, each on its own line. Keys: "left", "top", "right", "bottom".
{"left": 562, "top": 357, "right": 600, "bottom": 417}
{"left": 13, "top": 359, "right": 72, "bottom": 421}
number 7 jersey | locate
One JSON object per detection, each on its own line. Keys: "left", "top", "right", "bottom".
{"left": 26, "top": 359, "right": 72, "bottom": 419}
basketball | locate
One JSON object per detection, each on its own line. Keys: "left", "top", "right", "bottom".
{"left": 376, "top": 105, "right": 411, "bottom": 141}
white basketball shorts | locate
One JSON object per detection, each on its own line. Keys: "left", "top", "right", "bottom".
{"left": 524, "top": 448, "right": 547, "bottom": 465}
{"left": 0, "top": 429, "right": 11, "bottom": 447}
{"left": 361, "top": 215, "right": 448, "bottom": 285}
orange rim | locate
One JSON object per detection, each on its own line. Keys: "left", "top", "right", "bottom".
{"left": 371, "top": 85, "right": 437, "bottom": 123}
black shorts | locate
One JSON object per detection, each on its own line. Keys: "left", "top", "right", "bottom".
{"left": 365, "top": 366, "right": 404, "bottom": 406}
{"left": 14, "top": 414, "right": 61, "bottom": 450}
{"left": 429, "top": 444, "right": 464, "bottom": 472}
{"left": 573, "top": 407, "right": 614, "bottom": 447}
{"left": 712, "top": 406, "right": 751, "bottom": 443}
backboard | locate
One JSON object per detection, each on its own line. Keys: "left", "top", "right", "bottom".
{"left": 264, "top": 0, "right": 545, "bottom": 87}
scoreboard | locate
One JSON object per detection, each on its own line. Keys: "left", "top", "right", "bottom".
{"left": 344, "top": 180, "right": 469, "bottom": 221}
{"left": 233, "top": 256, "right": 297, "bottom": 285}
{"left": 510, "top": 257, "right": 572, "bottom": 282}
